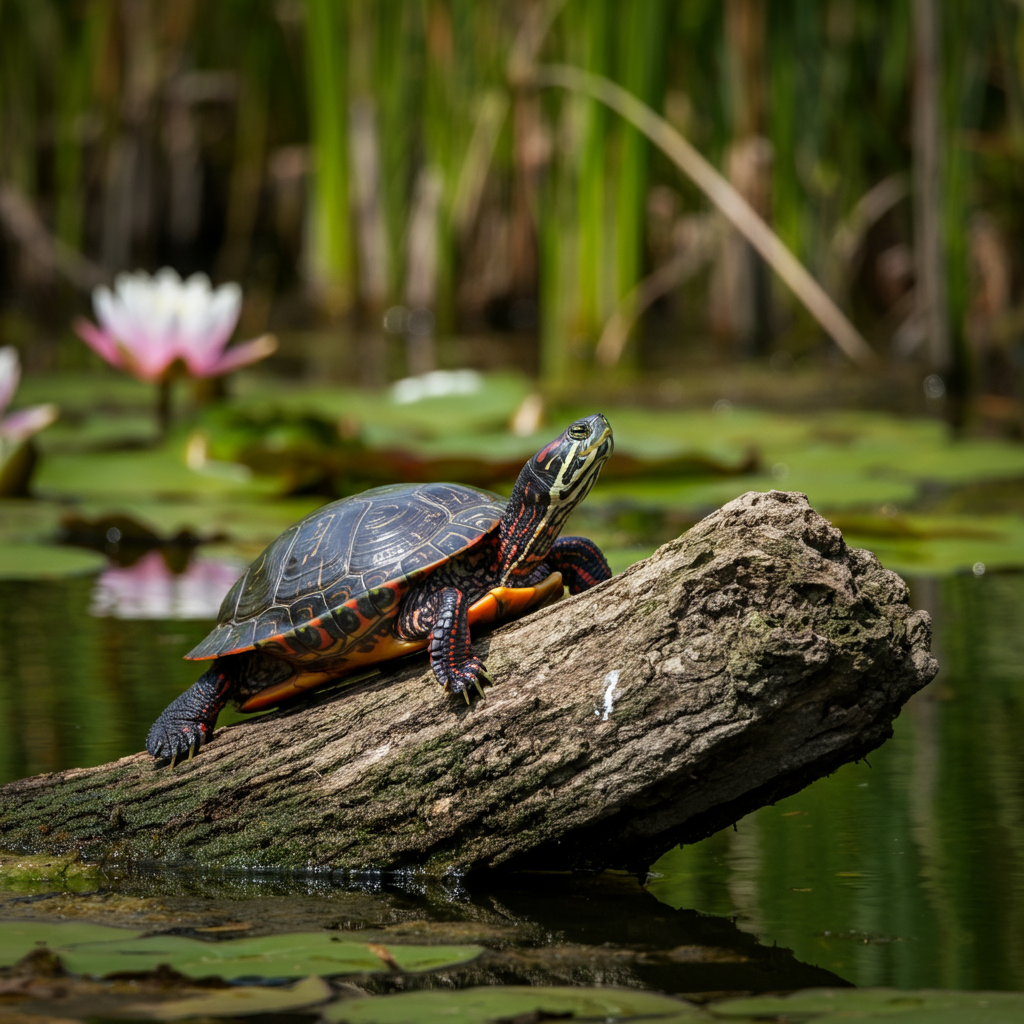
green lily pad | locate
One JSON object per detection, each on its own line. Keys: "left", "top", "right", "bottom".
{"left": 841, "top": 514, "right": 1024, "bottom": 575}
{"left": 0, "top": 541, "right": 107, "bottom": 579}
{"left": 67, "top": 496, "right": 324, "bottom": 548}
{"left": 709, "top": 987, "right": 1024, "bottom": 1021}
{"left": 245, "top": 372, "right": 531, "bottom": 441}
{"left": 58, "top": 932, "right": 483, "bottom": 980}
{"left": 0, "top": 498, "right": 67, "bottom": 544}
{"left": 34, "top": 447, "right": 279, "bottom": 503}
{"left": 0, "top": 920, "right": 145, "bottom": 963}
{"left": 134, "top": 974, "right": 333, "bottom": 1020}
{"left": 324, "top": 985, "right": 703, "bottom": 1023}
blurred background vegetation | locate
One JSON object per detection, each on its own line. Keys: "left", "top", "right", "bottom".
{"left": 0, "top": 0, "right": 1021, "bottom": 418}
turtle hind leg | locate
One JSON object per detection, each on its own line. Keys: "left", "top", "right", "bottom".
{"left": 146, "top": 660, "right": 234, "bottom": 764}
{"left": 546, "top": 535, "right": 611, "bottom": 593}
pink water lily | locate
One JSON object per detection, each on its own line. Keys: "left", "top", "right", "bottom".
{"left": 0, "top": 346, "right": 58, "bottom": 444}
{"left": 74, "top": 268, "right": 276, "bottom": 382}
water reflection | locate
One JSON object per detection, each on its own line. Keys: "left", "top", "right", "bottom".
{"left": 647, "top": 571, "right": 1024, "bottom": 991}
{"left": 0, "top": 561, "right": 226, "bottom": 781}
{"left": 90, "top": 550, "right": 242, "bottom": 620}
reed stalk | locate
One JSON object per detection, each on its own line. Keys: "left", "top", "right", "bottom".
{"left": 304, "top": 0, "right": 353, "bottom": 316}
{"left": 530, "top": 62, "right": 879, "bottom": 368}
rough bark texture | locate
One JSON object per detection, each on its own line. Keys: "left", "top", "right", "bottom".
{"left": 0, "top": 491, "right": 937, "bottom": 874}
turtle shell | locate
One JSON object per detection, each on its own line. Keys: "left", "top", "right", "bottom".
{"left": 186, "top": 482, "right": 504, "bottom": 663}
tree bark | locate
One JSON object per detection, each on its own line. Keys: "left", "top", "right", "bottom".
{"left": 0, "top": 491, "right": 937, "bottom": 875}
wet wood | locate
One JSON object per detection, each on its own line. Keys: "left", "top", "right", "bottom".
{"left": 0, "top": 491, "right": 937, "bottom": 875}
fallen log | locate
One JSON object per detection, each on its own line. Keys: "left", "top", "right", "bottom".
{"left": 0, "top": 490, "right": 936, "bottom": 874}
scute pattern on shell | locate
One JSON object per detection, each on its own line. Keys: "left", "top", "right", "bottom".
{"left": 187, "top": 482, "right": 505, "bottom": 661}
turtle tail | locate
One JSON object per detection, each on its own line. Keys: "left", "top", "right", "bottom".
{"left": 146, "top": 660, "right": 234, "bottom": 765}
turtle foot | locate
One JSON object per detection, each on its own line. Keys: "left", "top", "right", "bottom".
{"left": 441, "top": 657, "right": 492, "bottom": 704}
{"left": 146, "top": 665, "right": 231, "bottom": 765}
{"left": 146, "top": 716, "right": 213, "bottom": 766}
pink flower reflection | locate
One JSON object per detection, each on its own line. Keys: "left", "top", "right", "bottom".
{"left": 91, "top": 550, "right": 243, "bottom": 620}
{"left": 74, "top": 268, "right": 276, "bottom": 382}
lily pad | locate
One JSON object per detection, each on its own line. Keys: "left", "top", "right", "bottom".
{"left": 69, "top": 497, "right": 325, "bottom": 549}
{"left": 709, "top": 987, "right": 1024, "bottom": 1021}
{"left": 840, "top": 514, "right": 1024, "bottom": 575}
{"left": 324, "top": 985, "right": 703, "bottom": 1023}
{"left": 134, "top": 974, "right": 333, "bottom": 1020}
{"left": 0, "top": 498, "right": 67, "bottom": 544}
{"left": 0, "top": 542, "right": 107, "bottom": 579}
{"left": 57, "top": 932, "right": 483, "bottom": 980}
{"left": 0, "top": 920, "right": 145, "bottom": 964}
{"left": 242, "top": 373, "right": 531, "bottom": 442}
{"left": 34, "top": 448, "right": 279, "bottom": 503}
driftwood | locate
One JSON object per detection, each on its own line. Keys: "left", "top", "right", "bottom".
{"left": 0, "top": 491, "right": 936, "bottom": 874}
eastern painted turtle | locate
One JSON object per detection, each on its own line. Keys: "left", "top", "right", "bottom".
{"left": 147, "top": 414, "right": 614, "bottom": 764}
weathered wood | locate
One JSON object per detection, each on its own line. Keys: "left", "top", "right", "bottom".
{"left": 0, "top": 491, "right": 936, "bottom": 874}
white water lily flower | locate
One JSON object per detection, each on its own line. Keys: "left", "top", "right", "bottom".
{"left": 74, "top": 268, "right": 276, "bottom": 381}
{"left": 0, "top": 346, "right": 58, "bottom": 444}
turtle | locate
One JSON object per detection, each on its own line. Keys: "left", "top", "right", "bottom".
{"left": 146, "top": 413, "right": 614, "bottom": 764}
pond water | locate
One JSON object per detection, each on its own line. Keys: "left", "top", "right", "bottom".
{"left": 1, "top": 554, "right": 1021, "bottom": 993}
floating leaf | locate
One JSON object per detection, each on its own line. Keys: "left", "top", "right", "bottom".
{"left": 0, "top": 542, "right": 107, "bottom": 579}
{"left": 34, "top": 448, "right": 279, "bottom": 503}
{"left": 134, "top": 974, "right": 332, "bottom": 1020}
{"left": 841, "top": 515, "right": 1024, "bottom": 575}
{"left": 0, "top": 921, "right": 145, "bottom": 965}
{"left": 0, "top": 498, "right": 67, "bottom": 544}
{"left": 710, "top": 987, "right": 1024, "bottom": 1021}
{"left": 324, "top": 985, "right": 703, "bottom": 1023}
{"left": 58, "top": 932, "right": 483, "bottom": 980}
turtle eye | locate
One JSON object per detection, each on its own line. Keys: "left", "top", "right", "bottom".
{"left": 568, "top": 423, "right": 589, "bottom": 440}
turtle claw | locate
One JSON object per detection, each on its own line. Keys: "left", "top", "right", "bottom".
{"left": 462, "top": 688, "right": 471, "bottom": 706}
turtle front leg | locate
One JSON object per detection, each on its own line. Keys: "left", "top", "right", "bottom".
{"left": 146, "top": 660, "right": 233, "bottom": 765}
{"left": 397, "top": 586, "right": 490, "bottom": 701}
{"left": 547, "top": 535, "right": 612, "bottom": 594}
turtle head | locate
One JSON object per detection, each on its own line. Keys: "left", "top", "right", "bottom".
{"left": 498, "top": 414, "right": 613, "bottom": 581}
{"left": 524, "top": 413, "right": 613, "bottom": 508}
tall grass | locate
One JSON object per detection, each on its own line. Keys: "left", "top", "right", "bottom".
{"left": 304, "top": 0, "right": 352, "bottom": 316}
{"left": 0, "top": 0, "right": 1019, "bottom": 405}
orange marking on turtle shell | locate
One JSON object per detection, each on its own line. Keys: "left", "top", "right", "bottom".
{"left": 239, "top": 573, "right": 564, "bottom": 712}
{"left": 239, "top": 635, "right": 427, "bottom": 711}
{"left": 468, "top": 572, "right": 564, "bottom": 627}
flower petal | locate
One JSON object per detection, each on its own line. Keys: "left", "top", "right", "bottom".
{"left": 0, "top": 402, "right": 58, "bottom": 442}
{"left": 0, "top": 346, "right": 20, "bottom": 415}
{"left": 196, "top": 334, "right": 278, "bottom": 377}
{"left": 179, "top": 281, "right": 242, "bottom": 375}
{"left": 73, "top": 318, "right": 125, "bottom": 369}
{"left": 99, "top": 272, "right": 179, "bottom": 379}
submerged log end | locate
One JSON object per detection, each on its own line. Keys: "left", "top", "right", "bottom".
{"left": 0, "top": 491, "right": 937, "bottom": 874}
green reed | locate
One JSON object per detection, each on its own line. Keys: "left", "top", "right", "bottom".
{"left": 0, "top": 0, "right": 1019, "bottom": 400}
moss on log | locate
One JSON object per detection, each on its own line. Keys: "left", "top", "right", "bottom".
{"left": 0, "top": 491, "right": 937, "bottom": 874}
